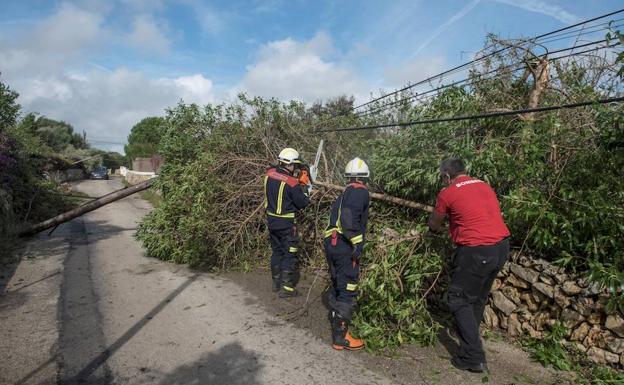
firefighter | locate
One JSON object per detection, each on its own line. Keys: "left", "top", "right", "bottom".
{"left": 428, "top": 158, "right": 510, "bottom": 373}
{"left": 264, "top": 148, "right": 310, "bottom": 298}
{"left": 324, "top": 157, "right": 369, "bottom": 351}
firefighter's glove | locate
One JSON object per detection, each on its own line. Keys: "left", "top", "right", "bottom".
{"left": 298, "top": 169, "right": 311, "bottom": 187}
{"left": 352, "top": 242, "right": 364, "bottom": 260}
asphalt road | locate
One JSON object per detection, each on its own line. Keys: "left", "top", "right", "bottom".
{"left": 0, "top": 179, "right": 396, "bottom": 385}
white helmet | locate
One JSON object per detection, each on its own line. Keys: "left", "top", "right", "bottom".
{"left": 345, "top": 157, "right": 370, "bottom": 178}
{"left": 278, "top": 148, "right": 301, "bottom": 165}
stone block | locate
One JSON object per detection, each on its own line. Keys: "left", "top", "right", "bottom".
{"left": 522, "top": 321, "right": 542, "bottom": 338}
{"left": 507, "top": 314, "right": 522, "bottom": 337}
{"left": 572, "top": 297, "right": 594, "bottom": 317}
{"left": 554, "top": 287, "right": 570, "bottom": 309}
{"left": 561, "top": 281, "right": 582, "bottom": 295}
{"left": 491, "top": 278, "right": 502, "bottom": 292}
{"left": 521, "top": 292, "right": 540, "bottom": 312}
{"left": 570, "top": 322, "right": 590, "bottom": 342}
{"left": 606, "top": 314, "right": 624, "bottom": 338}
{"left": 499, "top": 314, "right": 508, "bottom": 330}
{"left": 587, "top": 347, "right": 613, "bottom": 364}
{"left": 510, "top": 263, "right": 538, "bottom": 283}
{"left": 554, "top": 273, "right": 568, "bottom": 284}
{"left": 506, "top": 274, "right": 529, "bottom": 289}
{"left": 483, "top": 305, "right": 499, "bottom": 329}
{"left": 607, "top": 337, "right": 624, "bottom": 355}
{"left": 502, "top": 286, "right": 522, "bottom": 306}
{"left": 539, "top": 274, "right": 555, "bottom": 285}
{"left": 492, "top": 291, "right": 517, "bottom": 316}
{"left": 533, "top": 282, "right": 555, "bottom": 299}
{"left": 532, "top": 311, "right": 551, "bottom": 331}
{"left": 588, "top": 313, "right": 602, "bottom": 325}
{"left": 583, "top": 326, "right": 603, "bottom": 348}
{"left": 561, "top": 308, "right": 584, "bottom": 329}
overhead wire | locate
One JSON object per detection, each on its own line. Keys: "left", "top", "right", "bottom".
{"left": 312, "top": 9, "right": 624, "bottom": 130}
{"left": 349, "top": 8, "right": 624, "bottom": 113}
{"left": 315, "top": 96, "right": 624, "bottom": 133}
{"left": 354, "top": 39, "right": 621, "bottom": 118}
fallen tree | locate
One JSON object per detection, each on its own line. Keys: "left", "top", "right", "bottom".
{"left": 19, "top": 178, "right": 154, "bottom": 237}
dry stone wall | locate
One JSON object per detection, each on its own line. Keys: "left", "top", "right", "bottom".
{"left": 484, "top": 253, "right": 624, "bottom": 368}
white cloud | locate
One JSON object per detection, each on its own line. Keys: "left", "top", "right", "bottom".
{"left": 30, "top": 3, "right": 105, "bottom": 53}
{"left": 16, "top": 69, "right": 214, "bottom": 151}
{"left": 383, "top": 56, "right": 449, "bottom": 89}
{"left": 239, "top": 32, "right": 365, "bottom": 102}
{"left": 0, "top": 2, "right": 214, "bottom": 153}
{"left": 128, "top": 15, "right": 172, "bottom": 54}
{"left": 491, "top": 0, "right": 578, "bottom": 24}
{"left": 182, "top": 0, "right": 227, "bottom": 36}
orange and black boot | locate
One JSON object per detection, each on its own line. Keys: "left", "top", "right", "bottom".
{"left": 278, "top": 270, "right": 299, "bottom": 298}
{"left": 331, "top": 311, "right": 364, "bottom": 351}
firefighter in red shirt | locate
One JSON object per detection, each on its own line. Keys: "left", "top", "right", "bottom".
{"left": 429, "top": 158, "right": 510, "bottom": 373}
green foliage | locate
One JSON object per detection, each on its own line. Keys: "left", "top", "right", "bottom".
{"left": 588, "top": 261, "right": 624, "bottom": 315}
{"left": 0, "top": 77, "right": 20, "bottom": 132}
{"left": 577, "top": 365, "right": 624, "bottom": 385}
{"left": 0, "top": 80, "right": 80, "bottom": 259}
{"left": 524, "top": 321, "right": 624, "bottom": 385}
{"left": 124, "top": 116, "right": 166, "bottom": 162}
{"left": 353, "top": 223, "right": 445, "bottom": 350}
{"left": 523, "top": 322, "right": 574, "bottom": 371}
{"left": 136, "top": 35, "right": 624, "bottom": 353}
{"left": 19, "top": 113, "right": 88, "bottom": 152}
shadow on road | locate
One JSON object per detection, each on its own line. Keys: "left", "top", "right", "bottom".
{"left": 62, "top": 274, "right": 199, "bottom": 384}
{"left": 154, "top": 342, "right": 263, "bottom": 385}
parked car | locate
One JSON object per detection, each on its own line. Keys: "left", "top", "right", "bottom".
{"left": 90, "top": 166, "right": 109, "bottom": 180}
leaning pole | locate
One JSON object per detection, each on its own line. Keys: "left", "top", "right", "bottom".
{"left": 19, "top": 178, "right": 155, "bottom": 237}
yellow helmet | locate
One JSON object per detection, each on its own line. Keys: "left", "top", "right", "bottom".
{"left": 345, "top": 157, "right": 370, "bottom": 178}
{"left": 278, "top": 148, "right": 301, "bottom": 164}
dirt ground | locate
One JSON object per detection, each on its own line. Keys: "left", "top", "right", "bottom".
{"left": 226, "top": 268, "right": 573, "bottom": 385}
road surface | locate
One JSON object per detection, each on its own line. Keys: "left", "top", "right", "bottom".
{"left": 1, "top": 179, "right": 396, "bottom": 385}
{"left": 0, "top": 178, "right": 564, "bottom": 385}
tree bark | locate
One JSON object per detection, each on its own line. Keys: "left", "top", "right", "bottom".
{"left": 314, "top": 180, "right": 434, "bottom": 213}
{"left": 20, "top": 178, "right": 155, "bottom": 237}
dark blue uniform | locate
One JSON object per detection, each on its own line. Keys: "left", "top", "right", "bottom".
{"left": 264, "top": 166, "right": 310, "bottom": 291}
{"left": 324, "top": 181, "right": 369, "bottom": 320}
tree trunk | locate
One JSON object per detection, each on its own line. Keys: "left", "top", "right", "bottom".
{"left": 20, "top": 178, "right": 155, "bottom": 237}
{"left": 314, "top": 180, "right": 434, "bottom": 213}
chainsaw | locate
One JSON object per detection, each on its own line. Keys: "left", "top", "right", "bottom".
{"left": 298, "top": 140, "right": 323, "bottom": 194}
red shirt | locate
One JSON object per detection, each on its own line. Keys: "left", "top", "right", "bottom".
{"left": 435, "top": 175, "right": 510, "bottom": 246}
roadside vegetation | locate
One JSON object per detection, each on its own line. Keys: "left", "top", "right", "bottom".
{"left": 0, "top": 76, "right": 126, "bottom": 260}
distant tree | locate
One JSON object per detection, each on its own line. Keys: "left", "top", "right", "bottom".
{"left": 101, "top": 151, "right": 127, "bottom": 170}
{"left": 0, "top": 78, "right": 20, "bottom": 132}
{"left": 124, "top": 117, "right": 165, "bottom": 161}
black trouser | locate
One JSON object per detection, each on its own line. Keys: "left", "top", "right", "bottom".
{"left": 447, "top": 237, "right": 509, "bottom": 365}
{"left": 324, "top": 236, "right": 359, "bottom": 321}
{"left": 267, "top": 217, "right": 300, "bottom": 286}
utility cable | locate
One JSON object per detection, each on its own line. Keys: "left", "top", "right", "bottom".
{"left": 315, "top": 96, "right": 624, "bottom": 133}
{"left": 355, "top": 40, "right": 620, "bottom": 118}
{"left": 350, "top": 8, "right": 624, "bottom": 113}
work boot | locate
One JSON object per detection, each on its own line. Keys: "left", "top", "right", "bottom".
{"left": 330, "top": 311, "right": 364, "bottom": 351}
{"left": 451, "top": 356, "right": 488, "bottom": 373}
{"left": 271, "top": 265, "right": 281, "bottom": 292}
{"left": 278, "top": 270, "right": 299, "bottom": 298}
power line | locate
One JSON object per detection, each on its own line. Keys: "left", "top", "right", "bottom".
{"left": 312, "top": 8, "right": 624, "bottom": 130}
{"left": 315, "top": 96, "right": 624, "bottom": 133}
{"left": 349, "top": 8, "right": 624, "bottom": 113}
{"left": 354, "top": 40, "right": 620, "bottom": 118}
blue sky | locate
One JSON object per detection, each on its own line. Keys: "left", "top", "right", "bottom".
{"left": 1, "top": 0, "right": 622, "bottom": 153}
